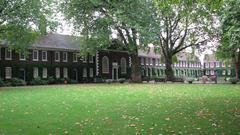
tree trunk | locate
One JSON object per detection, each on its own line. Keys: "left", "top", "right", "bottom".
{"left": 165, "top": 56, "right": 175, "bottom": 81}
{"left": 130, "top": 53, "right": 142, "bottom": 83}
{"left": 235, "top": 52, "right": 240, "bottom": 80}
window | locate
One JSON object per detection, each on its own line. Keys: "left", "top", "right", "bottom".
{"left": 73, "top": 53, "right": 78, "bottom": 62}
{"left": 146, "top": 58, "right": 149, "bottom": 65}
{"left": 83, "top": 68, "right": 87, "bottom": 77}
{"left": 42, "top": 68, "right": 47, "bottom": 78}
{"left": 55, "top": 52, "right": 60, "bottom": 62}
{"left": 216, "top": 62, "right": 219, "bottom": 67}
{"left": 141, "top": 57, "right": 144, "bottom": 65}
{"left": 5, "top": 67, "right": 12, "bottom": 79}
{"left": 82, "top": 56, "right": 87, "bottom": 63}
{"left": 222, "top": 70, "right": 226, "bottom": 75}
{"left": 89, "top": 55, "right": 94, "bottom": 63}
{"left": 19, "top": 52, "right": 26, "bottom": 61}
{"left": 102, "top": 56, "right": 109, "bottom": 73}
{"left": 42, "top": 51, "right": 47, "bottom": 61}
{"left": 33, "top": 50, "right": 39, "bottom": 61}
{"left": 63, "top": 52, "right": 68, "bottom": 62}
{"left": 33, "top": 67, "right": 39, "bottom": 78}
{"left": 90, "top": 68, "right": 94, "bottom": 77}
{"left": 222, "top": 62, "right": 225, "bottom": 67}
{"left": 150, "top": 58, "right": 152, "bottom": 65}
{"left": 55, "top": 68, "right": 60, "bottom": 78}
{"left": 211, "top": 70, "right": 214, "bottom": 75}
{"left": 228, "top": 70, "right": 231, "bottom": 75}
{"left": 121, "top": 57, "right": 127, "bottom": 74}
{"left": 63, "top": 68, "right": 68, "bottom": 78}
{"left": 5, "top": 48, "right": 12, "bottom": 60}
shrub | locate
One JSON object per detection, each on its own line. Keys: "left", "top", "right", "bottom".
{"left": 47, "top": 76, "right": 56, "bottom": 84}
{"left": 185, "top": 78, "right": 194, "bottom": 84}
{"left": 8, "top": 78, "right": 26, "bottom": 86}
{"left": 173, "top": 78, "right": 184, "bottom": 82}
{"left": 229, "top": 78, "right": 238, "bottom": 84}
{"left": 118, "top": 78, "right": 126, "bottom": 83}
{"left": 30, "top": 77, "right": 47, "bottom": 85}
{"left": 0, "top": 78, "right": 4, "bottom": 87}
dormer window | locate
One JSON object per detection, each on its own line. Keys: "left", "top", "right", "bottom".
{"left": 55, "top": 52, "right": 60, "bottom": 62}
{"left": 33, "top": 50, "right": 39, "bottom": 61}
{"left": 63, "top": 52, "right": 68, "bottom": 62}
{"left": 5, "top": 48, "right": 12, "bottom": 60}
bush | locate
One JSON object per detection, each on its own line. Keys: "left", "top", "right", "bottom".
{"left": 185, "top": 78, "right": 194, "bottom": 84}
{"left": 153, "top": 76, "right": 166, "bottom": 82}
{"left": 47, "top": 76, "right": 56, "bottom": 84}
{"left": 118, "top": 78, "right": 126, "bottom": 83}
{"left": 0, "top": 78, "right": 4, "bottom": 87}
{"left": 4, "top": 78, "right": 26, "bottom": 86}
{"left": 229, "top": 78, "right": 238, "bottom": 84}
{"left": 30, "top": 77, "right": 47, "bottom": 85}
{"left": 173, "top": 78, "right": 184, "bottom": 82}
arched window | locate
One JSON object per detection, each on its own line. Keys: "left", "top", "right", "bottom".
{"left": 121, "top": 57, "right": 127, "bottom": 74}
{"left": 102, "top": 56, "right": 109, "bottom": 73}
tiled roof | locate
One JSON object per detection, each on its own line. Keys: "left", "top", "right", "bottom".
{"left": 32, "top": 33, "right": 81, "bottom": 51}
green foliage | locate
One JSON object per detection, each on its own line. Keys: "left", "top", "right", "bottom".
{"left": 30, "top": 77, "right": 48, "bottom": 85}
{"left": 61, "top": 0, "right": 155, "bottom": 53}
{"left": 0, "top": 78, "right": 4, "bottom": 87}
{"left": 217, "top": 0, "right": 240, "bottom": 60}
{"left": 4, "top": 78, "right": 26, "bottom": 86}
{"left": 0, "top": 0, "right": 57, "bottom": 51}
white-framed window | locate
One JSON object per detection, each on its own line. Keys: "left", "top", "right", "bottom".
{"left": 146, "top": 58, "right": 149, "bottom": 65}
{"left": 228, "top": 69, "right": 231, "bottom": 75}
{"left": 102, "top": 56, "right": 109, "bottom": 73}
{"left": 19, "top": 52, "right": 26, "bottom": 61}
{"left": 222, "top": 62, "right": 225, "bottom": 67}
{"left": 89, "top": 55, "right": 94, "bottom": 63}
{"left": 82, "top": 56, "right": 87, "bottom": 63}
{"left": 42, "top": 68, "right": 48, "bottom": 78}
{"left": 216, "top": 62, "right": 219, "bottom": 67}
{"left": 5, "top": 48, "right": 12, "bottom": 60}
{"left": 150, "top": 58, "right": 153, "bottom": 65}
{"left": 121, "top": 57, "right": 127, "bottom": 74}
{"left": 210, "top": 62, "right": 214, "bottom": 68}
{"left": 55, "top": 68, "right": 60, "bottom": 78}
{"left": 222, "top": 70, "right": 226, "bottom": 75}
{"left": 73, "top": 53, "right": 78, "bottom": 62}
{"left": 211, "top": 70, "right": 214, "bottom": 75}
{"left": 33, "top": 67, "right": 39, "bottom": 78}
{"left": 5, "top": 67, "right": 12, "bottom": 79}
{"left": 206, "top": 70, "right": 209, "bottom": 75}
{"left": 63, "top": 52, "right": 68, "bottom": 62}
{"left": 141, "top": 57, "right": 144, "bottom": 65}
{"left": 90, "top": 68, "right": 94, "bottom": 77}
{"left": 42, "top": 51, "right": 47, "bottom": 61}
{"left": 55, "top": 52, "right": 60, "bottom": 62}
{"left": 63, "top": 68, "right": 68, "bottom": 78}
{"left": 83, "top": 68, "right": 87, "bottom": 77}
{"left": 33, "top": 50, "right": 39, "bottom": 61}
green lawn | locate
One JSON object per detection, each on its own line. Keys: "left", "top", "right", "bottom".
{"left": 0, "top": 84, "right": 240, "bottom": 135}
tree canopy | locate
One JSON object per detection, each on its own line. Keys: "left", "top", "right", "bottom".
{"left": 0, "top": 0, "right": 56, "bottom": 51}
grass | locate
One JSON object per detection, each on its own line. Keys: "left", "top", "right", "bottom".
{"left": 0, "top": 84, "right": 240, "bottom": 135}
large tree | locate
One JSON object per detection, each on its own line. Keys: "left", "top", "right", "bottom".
{"left": 151, "top": 0, "right": 222, "bottom": 81}
{"left": 0, "top": 0, "right": 56, "bottom": 51}
{"left": 61, "top": 0, "right": 155, "bottom": 82}
{"left": 217, "top": 0, "right": 240, "bottom": 80}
